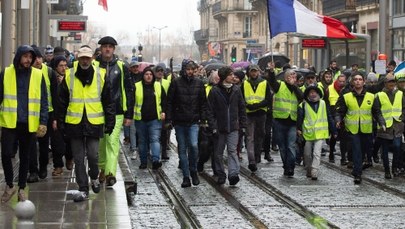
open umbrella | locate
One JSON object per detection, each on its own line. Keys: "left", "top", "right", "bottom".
{"left": 137, "top": 62, "right": 154, "bottom": 72}
{"left": 200, "top": 58, "right": 224, "bottom": 67}
{"left": 231, "top": 61, "right": 250, "bottom": 69}
{"left": 204, "top": 63, "right": 226, "bottom": 72}
{"left": 258, "top": 52, "right": 290, "bottom": 71}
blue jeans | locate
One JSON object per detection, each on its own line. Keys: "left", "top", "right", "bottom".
{"left": 273, "top": 120, "right": 296, "bottom": 172}
{"left": 381, "top": 137, "right": 402, "bottom": 171}
{"left": 349, "top": 133, "right": 372, "bottom": 176}
{"left": 129, "top": 121, "right": 137, "bottom": 151}
{"left": 175, "top": 124, "right": 199, "bottom": 177}
{"left": 135, "top": 119, "right": 162, "bottom": 165}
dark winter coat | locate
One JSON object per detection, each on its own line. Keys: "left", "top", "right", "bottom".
{"left": 166, "top": 75, "right": 208, "bottom": 126}
{"left": 207, "top": 84, "right": 247, "bottom": 133}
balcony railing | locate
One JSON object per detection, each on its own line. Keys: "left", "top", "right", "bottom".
{"left": 212, "top": 1, "right": 222, "bottom": 15}
{"left": 356, "top": 0, "right": 379, "bottom": 6}
{"left": 323, "top": 0, "right": 356, "bottom": 15}
{"left": 194, "top": 29, "right": 209, "bottom": 42}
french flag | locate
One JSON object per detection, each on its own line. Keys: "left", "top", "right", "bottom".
{"left": 267, "top": 0, "right": 355, "bottom": 39}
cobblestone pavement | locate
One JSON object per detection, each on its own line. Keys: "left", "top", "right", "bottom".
{"left": 124, "top": 135, "right": 405, "bottom": 228}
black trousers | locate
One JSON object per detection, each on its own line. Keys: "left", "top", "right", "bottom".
{"left": 1, "top": 123, "right": 36, "bottom": 188}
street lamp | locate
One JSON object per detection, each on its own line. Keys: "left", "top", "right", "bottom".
{"left": 153, "top": 26, "right": 168, "bottom": 63}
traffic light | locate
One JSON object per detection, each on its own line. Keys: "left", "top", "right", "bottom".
{"left": 231, "top": 47, "right": 236, "bottom": 63}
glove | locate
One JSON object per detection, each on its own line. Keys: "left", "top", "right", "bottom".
{"left": 164, "top": 122, "right": 173, "bottom": 130}
{"left": 36, "top": 124, "right": 47, "bottom": 138}
{"left": 104, "top": 126, "right": 113, "bottom": 135}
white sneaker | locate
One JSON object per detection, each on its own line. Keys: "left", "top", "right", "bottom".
{"left": 130, "top": 150, "right": 138, "bottom": 160}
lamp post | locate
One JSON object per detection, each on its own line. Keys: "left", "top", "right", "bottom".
{"left": 153, "top": 26, "right": 168, "bottom": 62}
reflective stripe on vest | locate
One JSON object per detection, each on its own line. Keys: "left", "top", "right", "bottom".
{"left": 300, "top": 100, "right": 329, "bottom": 140}
{"left": 243, "top": 80, "right": 267, "bottom": 113}
{"left": 377, "top": 90, "right": 403, "bottom": 128}
{"left": 41, "top": 63, "right": 53, "bottom": 112}
{"left": 328, "top": 84, "right": 339, "bottom": 106}
{"left": 93, "top": 60, "right": 127, "bottom": 111}
{"left": 343, "top": 92, "right": 374, "bottom": 134}
{"left": 0, "top": 65, "right": 43, "bottom": 132}
{"left": 134, "top": 81, "right": 162, "bottom": 121}
{"left": 273, "top": 81, "right": 298, "bottom": 121}
{"left": 65, "top": 66, "right": 105, "bottom": 125}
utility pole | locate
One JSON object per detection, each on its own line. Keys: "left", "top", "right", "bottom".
{"left": 153, "top": 26, "right": 168, "bottom": 63}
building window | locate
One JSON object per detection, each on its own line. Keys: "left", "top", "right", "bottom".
{"left": 393, "top": 0, "right": 405, "bottom": 16}
{"left": 244, "top": 17, "right": 252, "bottom": 38}
{"left": 393, "top": 28, "right": 405, "bottom": 61}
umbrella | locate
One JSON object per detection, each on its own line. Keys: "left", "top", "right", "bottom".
{"left": 204, "top": 63, "right": 226, "bottom": 72}
{"left": 276, "top": 68, "right": 311, "bottom": 81}
{"left": 137, "top": 62, "right": 154, "bottom": 72}
{"left": 258, "top": 52, "right": 290, "bottom": 71}
{"left": 201, "top": 58, "right": 224, "bottom": 67}
{"left": 231, "top": 61, "right": 250, "bottom": 69}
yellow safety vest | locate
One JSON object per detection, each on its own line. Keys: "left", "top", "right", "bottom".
{"left": 300, "top": 100, "right": 329, "bottom": 140}
{"left": 205, "top": 84, "right": 213, "bottom": 97}
{"left": 41, "top": 63, "right": 53, "bottom": 112}
{"left": 93, "top": 60, "right": 127, "bottom": 112}
{"left": 333, "top": 70, "right": 341, "bottom": 81}
{"left": 328, "top": 84, "right": 339, "bottom": 106}
{"left": 160, "top": 78, "right": 170, "bottom": 94}
{"left": 243, "top": 80, "right": 267, "bottom": 113}
{"left": 343, "top": 92, "right": 374, "bottom": 134}
{"left": 376, "top": 90, "right": 403, "bottom": 128}
{"left": 134, "top": 81, "right": 162, "bottom": 121}
{"left": 0, "top": 65, "right": 43, "bottom": 132}
{"left": 65, "top": 66, "right": 105, "bottom": 125}
{"left": 273, "top": 81, "right": 298, "bottom": 121}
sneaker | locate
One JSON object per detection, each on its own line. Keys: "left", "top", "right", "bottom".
{"left": 393, "top": 168, "right": 401, "bottom": 177}
{"left": 217, "top": 176, "right": 226, "bottom": 185}
{"left": 17, "top": 189, "right": 26, "bottom": 202}
{"left": 248, "top": 164, "right": 257, "bottom": 172}
{"left": 99, "top": 170, "right": 105, "bottom": 183}
{"left": 73, "top": 191, "right": 89, "bottom": 202}
{"left": 130, "top": 150, "right": 138, "bottom": 160}
{"left": 271, "top": 145, "right": 279, "bottom": 152}
{"left": 65, "top": 159, "right": 74, "bottom": 170}
{"left": 346, "top": 161, "right": 353, "bottom": 169}
{"left": 52, "top": 167, "right": 63, "bottom": 176}
{"left": 340, "top": 160, "right": 348, "bottom": 166}
{"left": 311, "top": 173, "right": 318, "bottom": 180}
{"left": 264, "top": 153, "right": 274, "bottom": 162}
{"left": 286, "top": 170, "right": 294, "bottom": 178}
{"left": 91, "top": 179, "right": 101, "bottom": 193}
{"left": 229, "top": 175, "right": 240, "bottom": 185}
{"left": 354, "top": 176, "right": 362, "bottom": 184}
{"left": 362, "top": 162, "right": 372, "bottom": 170}
{"left": 190, "top": 172, "right": 200, "bottom": 186}
{"left": 152, "top": 161, "right": 162, "bottom": 170}
{"left": 27, "top": 173, "right": 39, "bottom": 183}
{"left": 385, "top": 171, "right": 392, "bottom": 179}
{"left": 1, "top": 185, "right": 17, "bottom": 203}
{"left": 39, "top": 167, "right": 47, "bottom": 179}
{"left": 181, "top": 177, "right": 191, "bottom": 188}
{"left": 139, "top": 163, "right": 147, "bottom": 169}
{"left": 105, "top": 175, "right": 116, "bottom": 187}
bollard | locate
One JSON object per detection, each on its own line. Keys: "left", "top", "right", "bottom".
{"left": 15, "top": 200, "right": 35, "bottom": 229}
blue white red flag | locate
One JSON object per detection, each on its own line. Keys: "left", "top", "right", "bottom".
{"left": 394, "top": 61, "right": 405, "bottom": 76}
{"left": 267, "top": 0, "right": 355, "bottom": 39}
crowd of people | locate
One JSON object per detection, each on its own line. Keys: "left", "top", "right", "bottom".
{"left": 1, "top": 37, "right": 404, "bottom": 204}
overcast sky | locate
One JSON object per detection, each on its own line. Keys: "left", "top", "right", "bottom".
{"left": 83, "top": 0, "right": 200, "bottom": 45}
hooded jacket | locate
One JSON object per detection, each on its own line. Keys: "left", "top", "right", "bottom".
{"left": 94, "top": 54, "right": 134, "bottom": 119}
{"left": 0, "top": 45, "right": 48, "bottom": 126}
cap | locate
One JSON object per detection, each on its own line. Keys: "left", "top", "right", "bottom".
{"left": 98, "top": 36, "right": 118, "bottom": 46}
{"left": 305, "top": 71, "right": 317, "bottom": 78}
{"left": 248, "top": 64, "right": 261, "bottom": 72}
{"left": 52, "top": 55, "right": 67, "bottom": 69}
{"left": 155, "top": 65, "right": 164, "bottom": 72}
{"left": 233, "top": 70, "right": 245, "bottom": 81}
{"left": 129, "top": 61, "right": 139, "bottom": 67}
{"left": 77, "top": 47, "right": 93, "bottom": 58}
{"left": 304, "top": 85, "right": 322, "bottom": 98}
{"left": 385, "top": 74, "right": 396, "bottom": 83}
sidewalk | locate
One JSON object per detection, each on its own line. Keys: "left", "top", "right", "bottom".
{"left": 0, "top": 154, "right": 132, "bottom": 228}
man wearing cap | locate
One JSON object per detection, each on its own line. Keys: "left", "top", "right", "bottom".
{"left": 241, "top": 64, "right": 272, "bottom": 172}
{"left": 154, "top": 65, "right": 171, "bottom": 160}
{"left": 26, "top": 45, "right": 61, "bottom": 182}
{"left": 0, "top": 45, "right": 48, "bottom": 202}
{"left": 336, "top": 71, "right": 376, "bottom": 184}
{"left": 94, "top": 36, "right": 134, "bottom": 187}
{"left": 268, "top": 68, "right": 303, "bottom": 177}
{"left": 373, "top": 75, "right": 405, "bottom": 178}
{"left": 129, "top": 61, "right": 142, "bottom": 83}
{"left": 57, "top": 46, "right": 115, "bottom": 202}
{"left": 207, "top": 66, "right": 247, "bottom": 185}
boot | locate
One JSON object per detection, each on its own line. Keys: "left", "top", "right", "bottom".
{"left": 181, "top": 177, "right": 191, "bottom": 188}
{"left": 264, "top": 152, "right": 274, "bottom": 162}
{"left": 190, "top": 172, "right": 200, "bottom": 186}
{"left": 329, "top": 151, "right": 335, "bottom": 163}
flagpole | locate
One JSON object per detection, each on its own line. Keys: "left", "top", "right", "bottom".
{"left": 266, "top": 0, "right": 274, "bottom": 68}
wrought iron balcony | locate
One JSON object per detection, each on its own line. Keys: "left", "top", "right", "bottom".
{"left": 194, "top": 29, "right": 209, "bottom": 42}
{"left": 323, "top": 0, "right": 356, "bottom": 17}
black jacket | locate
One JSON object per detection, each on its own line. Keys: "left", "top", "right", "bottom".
{"left": 166, "top": 75, "right": 208, "bottom": 126}
{"left": 94, "top": 55, "right": 134, "bottom": 119}
{"left": 0, "top": 46, "right": 48, "bottom": 126}
{"left": 57, "top": 65, "right": 115, "bottom": 138}
{"left": 207, "top": 84, "right": 247, "bottom": 133}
